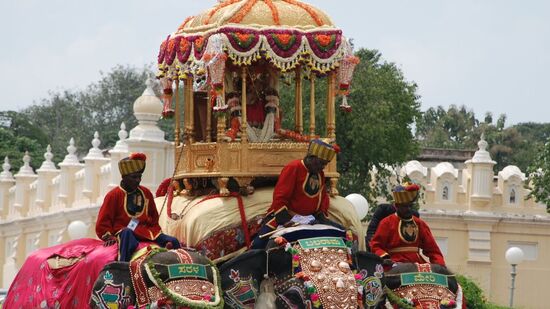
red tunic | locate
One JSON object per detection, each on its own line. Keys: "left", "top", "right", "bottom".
{"left": 96, "top": 186, "right": 162, "bottom": 241}
{"left": 370, "top": 214, "right": 446, "bottom": 266}
{"left": 268, "top": 159, "right": 329, "bottom": 216}
{"left": 246, "top": 100, "right": 265, "bottom": 127}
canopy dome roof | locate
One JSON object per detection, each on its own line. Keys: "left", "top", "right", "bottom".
{"left": 157, "top": 0, "right": 353, "bottom": 78}
{"left": 176, "top": 0, "right": 336, "bottom": 35}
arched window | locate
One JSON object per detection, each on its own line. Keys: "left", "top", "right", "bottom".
{"left": 509, "top": 188, "right": 516, "bottom": 204}
{"left": 442, "top": 186, "right": 449, "bottom": 200}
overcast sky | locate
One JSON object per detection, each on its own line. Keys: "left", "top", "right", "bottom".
{"left": 1, "top": 0, "right": 549, "bottom": 125}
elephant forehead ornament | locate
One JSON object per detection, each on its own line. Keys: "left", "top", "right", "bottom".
{"left": 131, "top": 248, "right": 224, "bottom": 308}
{"left": 291, "top": 237, "right": 361, "bottom": 308}
{"left": 389, "top": 263, "right": 458, "bottom": 309}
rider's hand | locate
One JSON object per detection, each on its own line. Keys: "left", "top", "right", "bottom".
{"left": 102, "top": 235, "right": 117, "bottom": 247}
{"left": 382, "top": 258, "right": 394, "bottom": 267}
{"left": 274, "top": 207, "right": 292, "bottom": 226}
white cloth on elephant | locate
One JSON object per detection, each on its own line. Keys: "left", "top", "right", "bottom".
{"left": 290, "top": 214, "right": 315, "bottom": 225}
{"left": 155, "top": 187, "right": 366, "bottom": 251}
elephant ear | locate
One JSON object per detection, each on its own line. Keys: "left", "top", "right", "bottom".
{"left": 354, "top": 251, "right": 386, "bottom": 309}
{"left": 90, "top": 261, "right": 136, "bottom": 308}
{"left": 219, "top": 249, "right": 266, "bottom": 309}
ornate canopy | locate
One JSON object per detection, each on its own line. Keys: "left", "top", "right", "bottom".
{"left": 157, "top": 0, "right": 352, "bottom": 78}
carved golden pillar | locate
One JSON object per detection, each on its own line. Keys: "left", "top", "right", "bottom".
{"left": 184, "top": 78, "right": 191, "bottom": 143}
{"left": 240, "top": 67, "right": 248, "bottom": 143}
{"left": 309, "top": 73, "right": 316, "bottom": 138}
{"left": 206, "top": 90, "right": 212, "bottom": 142}
{"left": 327, "top": 72, "right": 336, "bottom": 139}
{"left": 295, "top": 68, "right": 303, "bottom": 134}
{"left": 188, "top": 77, "right": 195, "bottom": 144}
{"left": 174, "top": 79, "right": 180, "bottom": 147}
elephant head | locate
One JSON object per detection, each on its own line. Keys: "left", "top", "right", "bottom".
{"left": 384, "top": 263, "right": 462, "bottom": 308}
{"left": 220, "top": 225, "right": 386, "bottom": 309}
{"left": 218, "top": 249, "right": 266, "bottom": 308}
{"left": 91, "top": 248, "right": 224, "bottom": 309}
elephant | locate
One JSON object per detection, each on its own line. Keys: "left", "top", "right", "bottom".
{"left": 383, "top": 263, "right": 464, "bottom": 309}
{"left": 218, "top": 224, "right": 386, "bottom": 309}
{"left": 90, "top": 247, "right": 224, "bottom": 309}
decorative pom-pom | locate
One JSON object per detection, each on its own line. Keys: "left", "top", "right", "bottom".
{"left": 129, "top": 152, "right": 147, "bottom": 161}
{"left": 275, "top": 237, "right": 287, "bottom": 246}
{"left": 405, "top": 183, "right": 421, "bottom": 191}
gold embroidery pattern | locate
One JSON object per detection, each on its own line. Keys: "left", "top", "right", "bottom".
{"left": 297, "top": 244, "right": 357, "bottom": 308}
{"left": 393, "top": 284, "right": 456, "bottom": 309}
{"left": 147, "top": 279, "right": 215, "bottom": 301}
{"left": 398, "top": 218, "right": 419, "bottom": 243}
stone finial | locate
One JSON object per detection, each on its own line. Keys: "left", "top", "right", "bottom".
{"left": 478, "top": 133, "right": 488, "bottom": 152}
{"left": 85, "top": 131, "right": 103, "bottom": 159}
{"left": 112, "top": 122, "right": 129, "bottom": 152}
{"left": 62, "top": 138, "right": 80, "bottom": 164}
{"left": 467, "top": 134, "right": 495, "bottom": 164}
{"left": 38, "top": 145, "right": 57, "bottom": 171}
{"left": 0, "top": 156, "right": 14, "bottom": 180}
{"left": 16, "top": 151, "right": 35, "bottom": 176}
{"left": 143, "top": 78, "right": 157, "bottom": 96}
{"left": 129, "top": 79, "right": 165, "bottom": 141}
{"left": 118, "top": 122, "right": 128, "bottom": 141}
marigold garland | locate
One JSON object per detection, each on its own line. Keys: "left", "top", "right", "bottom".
{"left": 205, "top": 0, "right": 241, "bottom": 25}
{"left": 177, "top": 16, "right": 194, "bottom": 32}
{"left": 281, "top": 0, "right": 324, "bottom": 26}
{"left": 385, "top": 286, "right": 417, "bottom": 309}
{"left": 229, "top": 0, "right": 259, "bottom": 24}
{"left": 263, "top": 0, "right": 281, "bottom": 25}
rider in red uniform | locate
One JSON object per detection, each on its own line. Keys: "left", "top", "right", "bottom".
{"left": 370, "top": 183, "right": 446, "bottom": 267}
{"left": 96, "top": 153, "right": 181, "bottom": 261}
{"left": 251, "top": 139, "right": 339, "bottom": 248}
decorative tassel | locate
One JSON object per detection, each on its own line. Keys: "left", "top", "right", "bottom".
{"left": 310, "top": 293, "right": 321, "bottom": 308}
{"left": 339, "top": 95, "right": 352, "bottom": 113}
{"left": 256, "top": 278, "right": 277, "bottom": 309}
{"left": 213, "top": 95, "right": 228, "bottom": 112}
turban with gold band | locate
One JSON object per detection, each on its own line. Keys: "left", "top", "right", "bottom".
{"left": 392, "top": 182, "right": 420, "bottom": 205}
{"left": 118, "top": 153, "right": 146, "bottom": 176}
{"left": 307, "top": 139, "right": 339, "bottom": 162}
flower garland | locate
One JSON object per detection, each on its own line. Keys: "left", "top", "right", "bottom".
{"left": 385, "top": 286, "right": 417, "bottom": 309}
{"left": 276, "top": 128, "right": 313, "bottom": 142}
{"left": 229, "top": 0, "right": 259, "bottom": 24}
{"left": 337, "top": 54, "right": 359, "bottom": 113}
{"left": 160, "top": 77, "right": 174, "bottom": 119}
{"left": 281, "top": 0, "right": 324, "bottom": 26}
{"left": 158, "top": 27, "right": 348, "bottom": 77}
{"left": 144, "top": 248, "right": 224, "bottom": 309}
{"left": 263, "top": 0, "right": 281, "bottom": 25}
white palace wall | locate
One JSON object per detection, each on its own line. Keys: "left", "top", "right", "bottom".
{"left": 1, "top": 84, "right": 549, "bottom": 308}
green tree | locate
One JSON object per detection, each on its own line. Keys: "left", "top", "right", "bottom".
{"left": 415, "top": 105, "right": 478, "bottom": 149}
{"left": 336, "top": 49, "right": 421, "bottom": 203}
{"left": 277, "top": 49, "right": 420, "bottom": 204}
{"left": 0, "top": 111, "right": 48, "bottom": 172}
{"left": 0, "top": 128, "right": 44, "bottom": 172}
{"left": 21, "top": 65, "right": 166, "bottom": 162}
{"left": 526, "top": 139, "right": 550, "bottom": 212}
{"left": 416, "top": 106, "right": 542, "bottom": 172}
